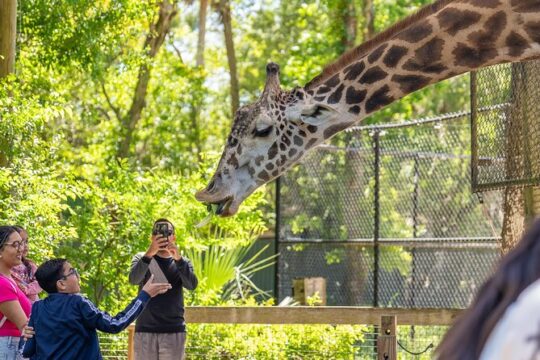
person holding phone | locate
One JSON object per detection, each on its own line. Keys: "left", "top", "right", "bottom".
{"left": 128, "top": 218, "right": 198, "bottom": 360}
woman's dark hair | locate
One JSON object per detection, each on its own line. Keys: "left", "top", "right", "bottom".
{"left": 0, "top": 226, "right": 18, "bottom": 249}
{"left": 437, "top": 218, "right": 540, "bottom": 359}
{"left": 13, "top": 225, "right": 32, "bottom": 274}
{"left": 35, "top": 259, "right": 67, "bottom": 294}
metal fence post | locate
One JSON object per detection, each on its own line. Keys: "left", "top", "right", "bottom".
{"left": 377, "top": 315, "right": 397, "bottom": 360}
{"left": 373, "top": 131, "right": 381, "bottom": 308}
{"left": 274, "top": 176, "right": 281, "bottom": 301}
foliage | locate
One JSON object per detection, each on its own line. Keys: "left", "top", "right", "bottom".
{"left": 188, "top": 323, "right": 369, "bottom": 359}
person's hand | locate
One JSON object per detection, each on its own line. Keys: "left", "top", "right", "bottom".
{"left": 167, "top": 242, "right": 182, "bottom": 261}
{"left": 22, "top": 324, "right": 34, "bottom": 340}
{"left": 145, "top": 235, "right": 169, "bottom": 257}
{"left": 142, "top": 274, "right": 172, "bottom": 298}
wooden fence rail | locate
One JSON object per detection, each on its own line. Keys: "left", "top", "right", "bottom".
{"left": 127, "top": 306, "right": 463, "bottom": 360}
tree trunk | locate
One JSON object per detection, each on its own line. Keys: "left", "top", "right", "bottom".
{"left": 196, "top": 0, "right": 208, "bottom": 67}
{"left": 0, "top": 0, "right": 16, "bottom": 78}
{"left": 218, "top": 0, "right": 239, "bottom": 116}
{"left": 362, "top": 0, "right": 375, "bottom": 40}
{"left": 343, "top": 0, "right": 357, "bottom": 49}
{"left": 117, "top": 0, "right": 177, "bottom": 159}
{"left": 500, "top": 63, "right": 539, "bottom": 253}
{"left": 0, "top": 0, "right": 17, "bottom": 167}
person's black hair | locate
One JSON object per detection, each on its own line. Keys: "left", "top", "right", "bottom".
{"left": 0, "top": 226, "right": 18, "bottom": 249}
{"left": 437, "top": 218, "right": 540, "bottom": 359}
{"left": 35, "top": 259, "right": 67, "bottom": 294}
{"left": 153, "top": 218, "right": 175, "bottom": 232}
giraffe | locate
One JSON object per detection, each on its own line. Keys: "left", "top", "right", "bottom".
{"left": 196, "top": 0, "right": 540, "bottom": 216}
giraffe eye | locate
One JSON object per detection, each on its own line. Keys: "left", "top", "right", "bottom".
{"left": 253, "top": 126, "right": 273, "bottom": 138}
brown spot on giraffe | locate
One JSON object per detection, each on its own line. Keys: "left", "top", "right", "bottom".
{"left": 437, "top": 8, "right": 482, "bottom": 36}
{"left": 506, "top": 31, "right": 530, "bottom": 57}
{"left": 464, "top": 0, "right": 501, "bottom": 8}
{"left": 343, "top": 61, "right": 366, "bottom": 81}
{"left": 511, "top": 0, "right": 540, "bottom": 13}
{"left": 403, "top": 37, "right": 447, "bottom": 73}
{"left": 391, "top": 74, "right": 431, "bottom": 93}
{"left": 359, "top": 66, "right": 388, "bottom": 84}
{"left": 365, "top": 85, "right": 394, "bottom": 113}
{"left": 525, "top": 21, "right": 540, "bottom": 44}
{"left": 383, "top": 46, "right": 409, "bottom": 68}
{"left": 368, "top": 44, "right": 389, "bottom": 63}
{"left": 397, "top": 21, "right": 432, "bottom": 43}
{"left": 328, "top": 84, "right": 345, "bottom": 104}
{"left": 453, "top": 42, "right": 498, "bottom": 67}
{"left": 346, "top": 87, "right": 367, "bottom": 104}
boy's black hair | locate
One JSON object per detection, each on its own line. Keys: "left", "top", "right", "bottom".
{"left": 153, "top": 218, "right": 175, "bottom": 231}
{"left": 35, "top": 259, "right": 67, "bottom": 294}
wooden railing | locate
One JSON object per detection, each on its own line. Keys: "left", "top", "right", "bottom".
{"left": 127, "top": 306, "right": 463, "bottom": 360}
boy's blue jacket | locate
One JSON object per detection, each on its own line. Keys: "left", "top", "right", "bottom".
{"left": 22, "top": 291, "right": 151, "bottom": 360}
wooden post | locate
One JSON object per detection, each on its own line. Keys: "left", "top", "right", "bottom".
{"left": 292, "top": 277, "right": 326, "bottom": 305}
{"left": 0, "top": 0, "right": 17, "bottom": 78}
{"left": 127, "top": 325, "right": 135, "bottom": 360}
{"left": 377, "top": 315, "right": 397, "bottom": 360}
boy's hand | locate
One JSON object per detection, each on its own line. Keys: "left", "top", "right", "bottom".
{"left": 142, "top": 274, "right": 172, "bottom": 298}
{"left": 22, "top": 324, "right": 34, "bottom": 340}
{"left": 167, "top": 242, "right": 182, "bottom": 261}
{"left": 145, "top": 235, "right": 169, "bottom": 257}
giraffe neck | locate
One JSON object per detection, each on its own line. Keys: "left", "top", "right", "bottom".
{"left": 305, "top": 0, "right": 540, "bottom": 139}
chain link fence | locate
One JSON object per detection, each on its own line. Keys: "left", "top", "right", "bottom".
{"left": 277, "top": 112, "right": 503, "bottom": 308}
{"left": 472, "top": 60, "right": 540, "bottom": 191}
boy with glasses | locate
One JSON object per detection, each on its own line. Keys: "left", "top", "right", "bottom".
{"left": 22, "top": 259, "right": 172, "bottom": 359}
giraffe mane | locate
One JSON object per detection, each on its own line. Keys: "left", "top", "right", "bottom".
{"left": 305, "top": 0, "right": 456, "bottom": 90}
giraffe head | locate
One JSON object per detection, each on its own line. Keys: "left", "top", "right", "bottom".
{"left": 196, "top": 62, "right": 354, "bottom": 216}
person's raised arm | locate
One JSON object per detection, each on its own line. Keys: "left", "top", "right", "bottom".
{"left": 80, "top": 275, "right": 171, "bottom": 333}
{"left": 129, "top": 235, "right": 169, "bottom": 285}
{"left": 167, "top": 243, "right": 198, "bottom": 290}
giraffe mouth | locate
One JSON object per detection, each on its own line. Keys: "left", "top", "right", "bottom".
{"left": 208, "top": 196, "right": 233, "bottom": 216}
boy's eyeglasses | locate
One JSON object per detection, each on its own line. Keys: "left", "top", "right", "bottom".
{"left": 61, "top": 268, "right": 79, "bottom": 280}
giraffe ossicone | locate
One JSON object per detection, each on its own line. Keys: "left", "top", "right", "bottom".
{"left": 196, "top": 0, "right": 540, "bottom": 216}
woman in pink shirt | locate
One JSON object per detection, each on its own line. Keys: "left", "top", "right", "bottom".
{"left": 10, "top": 226, "right": 41, "bottom": 303}
{"left": 0, "top": 226, "right": 31, "bottom": 360}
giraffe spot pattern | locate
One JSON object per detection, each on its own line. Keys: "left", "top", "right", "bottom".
{"left": 268, "top": 142, "right": 279, "bottom": 160}
{"left": 403, "top": 37, "right": 448, "bottom": 73}
{"left": 293, "top": 135, "right": 303, "bottom": 146}
{"left": 288, "top": 148, "right": 297, "bottom": 157}
{"left": 227, "top": 154, "right": 239, "bottom": 168}
{"left": 397, "top": 21, "right": 432, "bottom": 43}
{"left": 437, "top": 8, "right": 482, "bottom": 36}
{"left": 314, "top": 96, "right": 327, "bottom": 102}
{"left": 368, "top": 44, "right": 388, "bottom": 63}
{"left": 317, "top": 86, "right": 332, "bottom": 94}
{"left": 346, "top": 87, "right": 367, "bottom": 104}
{"left": 525, "top": 21, "right": 540, "bottom": 44}
{"left": 468, "top": 11, "right": 506, "bottom": 47}
{"left": 391, "top": 74, "right": 431, "bottom": 93}
{"left": 266, "top": 163, "right": 274, "bottom": 171}
{"left": 248, "top": 166, "right": 255, "bottom": 176}
{"left": 348, "top": 105, "right": 361, "bottom": 114}
{"left": 306, "top": 138, "right": 318, "bottom": 149}
{"left": 465, "top": 0, "right": 501, "bottom": 8}
{"left": 359, "top": 66, "right": 388, "bottom": 84}
{"left": 452, "top": 42, "right": 498, "bottom": 68}
{"left": 506, "top": 31, "right": 530, "bottom": 57}
{"left": 365, "top": 85, "right": 393, "bottom": 113}
{"left": 511, "top": 0, "right": 540, "bottom": 13}
{"left": 258, "top": 170, "right": 270, "bottom": 181}
{"left": 324, "top": 74, "right": 341, "bottom": 88}
{"left": 383, "top": 46, "right": 409, "bottom": 68}
{"left": 307, "top": 125, "right": 318, "bottom": 133}
{"left": 344, "top": 61, "right": 366, "bottom": 81}
{"left": 255, "top": 156, "right": 264, "bottom": 166}
{"left": 328, "top": 84, "right": 345, "bottom": 104}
